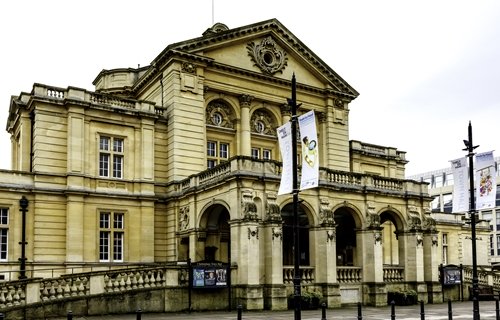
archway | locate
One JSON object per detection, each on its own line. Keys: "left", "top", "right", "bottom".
{"left": 199, "top": 204, "right": 230, "bottom": 262}
{"left": 334, "top": 208, "right": 357, "bottom": 266}
{"left": 380, "top": 211, "right": 401, "bottom": 266}
{"left": 281, "top": 203, "right": 310, "bottom": 266}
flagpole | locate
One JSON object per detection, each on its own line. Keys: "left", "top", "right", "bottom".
{"left": 463, "top": 121, "right": 480, "bottom": 320}
{"left": 288, "top": 74, "right": 302, "bottom": 320}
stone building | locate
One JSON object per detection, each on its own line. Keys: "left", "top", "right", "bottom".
{"left": 1, "top": 19, "right": 445, "bottom": 309}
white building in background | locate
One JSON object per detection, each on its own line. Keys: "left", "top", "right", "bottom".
{"left": 408, "top": 157, "right": 500, "bottom": 265}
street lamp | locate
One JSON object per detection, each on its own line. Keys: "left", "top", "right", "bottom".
{"left": 463, "top": 121, "right": 479, "bottom": 320}
{"left": 288, "top": 74, "right": 302, "bottom": 320}
{"left": 18, "top": 196, "right": 29, "bottom": 280}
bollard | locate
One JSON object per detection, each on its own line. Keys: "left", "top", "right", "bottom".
{"left": 390, "top": 300, "right": 395, "bottom": 320}
{"left": 67, "top": 310, "right": 73, "bottom": 320}
{"left": 420, "top": 300, "right": 425, "bottom": 320}
{"left": 447, "top": 299, "right": 452, "bottom": 320}
{"left": 237, "top": 304, "right": 242, "bottom": 320}
{"left": 0, "top": 313, "right": 4, "bottom": 320}
{"left": 321, "top": 302, "right": 327, "bottom": 320}
{"left": 357, "top": 302, "right": 362, "bottom": 320}
{"left": 136, "top": 308, "right": 142, "bottom": 320}
{"left": 496, "top": 298, "right": 499, "bottom": 320}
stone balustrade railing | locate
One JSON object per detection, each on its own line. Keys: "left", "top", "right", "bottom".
{"left": 28, "top": 83, "right": 157, "bottom": 113}
{"left": 0, "top": 265, "right": 183, "bottom": 310}
{"left": 337, "top": 266, "right": 362, "bottom": 283}
{"left": 383, "top": 265, "right": 404, "bottom": 282}
{"left": 172, "top": 157, "right": 427, "bottom": 196}
{"left": 283, "top": 266, "right": 315, "bottom": 284}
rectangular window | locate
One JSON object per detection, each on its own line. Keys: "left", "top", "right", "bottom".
{"left": 431, "top": 196, "right": 440, "bottom": 213}
{"left": 207, "top": 141, "right": 216, "bottom": 157}
{"left": 99, "top": 212, "right": 124, "bottom": 262}
{"left": 442, "top": 233, "right": 448, "bottom": 265}
{"left": 434, "top": 174, "right": 443, "bottom": 188}
{"left": 219, "top": 143, "right": 229, "bottom": 159}
{"left": 263, "top": 149, "right": 272, "bottom": 160}
{"left": 497, "top": 235, "right": 500, "bottom": 256}
{"left": 251, "top": 148, "right": 260, "bottom": 159}
{"left": 496, "top": 214, "right": 500, "bottom": 231}
{"left": 491, "top": 235, "right": 495, "bottom": 256}
{"left": 206, "top": 140, "right": 230, "bottom": 168}
{"left": 0, "top": 208, "right": 9, "bottom": 261}
{"left": 99, "top": 136, "right": 124, "bottom": 179}
{"left": 443, "top": 194, "right": 453, "bottom": 213}
{"left": 445, "top": 173, "right": 454, "bottom": 186}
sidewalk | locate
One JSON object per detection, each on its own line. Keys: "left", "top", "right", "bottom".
{"left": 56, "top": 301, "right": 500, "bottom": 319}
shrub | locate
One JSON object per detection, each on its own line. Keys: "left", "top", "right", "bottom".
{"left": 387, "top": 289, "right": 418, "bottom": 305}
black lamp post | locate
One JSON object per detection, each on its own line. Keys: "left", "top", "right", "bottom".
{"left": 18, "top": 196, "right": 29, "bottom": 280}
{"left": 288, "top": 74, "right": 302, "bottom": 320}
{"left": 463, "top": 121, "right": 479, "bottom": 320}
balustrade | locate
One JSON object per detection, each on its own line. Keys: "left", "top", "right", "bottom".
{"left": 337, "top": 267, "right": 362, "bottom": 283}
{"left": 283, "top": 266, "right": 315, "bottom": 284}
{"left": 383, "top": 266, "right": 404, "bottom": 282}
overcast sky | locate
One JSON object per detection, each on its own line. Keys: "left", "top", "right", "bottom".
{"left": 1, "top": 0, "right": 499, "bottom": 176}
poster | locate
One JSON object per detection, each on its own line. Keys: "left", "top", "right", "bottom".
{"left": 277, "top": 122, "right": 293, "bottom": 195}
{"left": 475, "top": 151, "right": 496, "bottom": 210}
{"left": 298, "top": 110, "right": 319, "bottom": 191}
{"left": 191, "top": 262, "right": 228, "bottom": 288}
{"left": 450, "top": 157, "right": 469, "bottom": 213}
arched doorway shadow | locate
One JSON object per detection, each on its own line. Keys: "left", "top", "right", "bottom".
{"left": 198, "top": 204, "right": 230, "bottom": 262}
{"left": 281, "top": 203, "right": 310, "bottom": 266}
{"left": 334, "top": 208, "right": 358, "bottom": 266}
{"left": 380, "top": 211, "right": 402, "bottom": 266}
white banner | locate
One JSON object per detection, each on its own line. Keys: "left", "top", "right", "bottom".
{"left": 451, "top": 157, "right": 469, "bottom": 213}
{"left": 277, "top": 122, "right": 293, "bottom": 195}
{"left": 475, "top": 151, "right": 496, "bottom": 210}
{"left": 298, "top": 110, "right": 319, "bottom": 190}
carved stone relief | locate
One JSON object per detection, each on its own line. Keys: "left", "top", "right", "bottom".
{"left": 242, "top": 190, "right": 258, "bottom": 221}
{"left": 266, "top": 193, "right": 281, "bottom": 222}
{"left": 206, "top": 100, "right": 234, "bottom": 129}
{"left": 248, "top": 226, "right": 259, "bottom": 239}
{"left": 247, "top": 36, "right": 288, "bottom": 75}
{"left": 366, "top": 202, "right": 380, "bottom": 229}
{"left": 250, "top": 109, "right": 277, "bottom": 136}
{"left": 319, "top": 198, "right": 334, "bottom": 227}
{"left": 179, "top": 206, "right": 190, "bottom": 231}
{"left": 272, "top": 227, "right": 282, "bottom": 241}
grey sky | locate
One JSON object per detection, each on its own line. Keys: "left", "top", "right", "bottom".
{"left": 1, "top": 0, "right": 499, "bottom": 176}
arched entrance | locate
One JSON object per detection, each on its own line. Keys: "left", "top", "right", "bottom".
{"left": 380, "top": 211, "right": 400, "bottom": 265}
{"left": 281, "top": 203, "right": 310, "bottom": 266}
{"left": 199, "top": 204, "right": 230, "bottom": 262}
{"left": 334, "top": 208, "right": 357, "bottom": 266}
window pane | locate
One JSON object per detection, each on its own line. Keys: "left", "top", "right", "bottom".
{"left": 114, "top": 213, "right": 124, "bottom": 229}
{"left": 263, "top": 149, "right": 271, "bottom": 160}
{"left": 113, "top": 232, "right": 123, "bottom": 261}
{"left": 99, "top": 231, "right": 110, "bottom": 261}
{"left": 0, "top": 229, "right": 7, "bottom": 260}
{"left": 207, "top": 141, "right": 216, "bottom": 157}
{"left": 207, "top": 160, "right": 216, "bottom": 169}
{"left": 219, "top": 143, "right": 229, "bottom": 159}
{"left": 100, "top": 213, "right": 110, "bottom": 229}
{"left": 251, "top": 148, "right": 259, "bottom": 159}
{"left": 0, "top": 209, "right": 8, "bottom": 225}
{"left": 113, "top": 138, "right": 123, "bottom": 153}
{"left": 99, "top": 137, "right": 110, "bottom": 151}
{"left": 113, "top": 155, "right": 123, "bottom": 178}
{"left": 99, "top": 154, "right": 109, "bottom": 177}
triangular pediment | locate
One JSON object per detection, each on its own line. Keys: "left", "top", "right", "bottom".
{"left": 152, "top": 19, "right": 358, "bottom": 99}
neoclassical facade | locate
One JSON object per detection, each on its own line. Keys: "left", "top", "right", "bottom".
{"left": 1, "top": 19, "right": 459, "bottom": 310}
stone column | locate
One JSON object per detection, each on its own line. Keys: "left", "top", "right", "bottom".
{"left": 358, "top": 228, "right": 385, "bottom": 306}
{"left": 232, "top": 190, "right": 263, "bottom": 310}
{"left": 399, "top": 231, "right": 426, "bottom": 299}
{"left": 280, "top": 103, "right": 291, "bottom": 124}
{"left": 239, "top": 95, "right": 253, "bottom": 157}
{"left": 262, "top": 193, "right": 286, "bottom": 310}
{"left": 424, "top": 227, "right": 443, "bottom": 303}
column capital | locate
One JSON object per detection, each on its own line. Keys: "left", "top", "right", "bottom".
{"left": 239, "top": 94, "right": 254, "bottom": 107}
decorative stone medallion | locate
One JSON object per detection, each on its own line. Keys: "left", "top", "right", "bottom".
{"left": 247, "top": 36, "right": 288, "bottom": 75}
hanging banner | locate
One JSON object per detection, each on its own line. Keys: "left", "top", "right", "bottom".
{"left": 298, "top": 110, "right": 319, "bottom": 190}
{"left": 450, "top": 157, "right": 469, "bottom": 213}
{"left": 277, "top": 122, "right": 293, "bottom": 195}
{"left": 475, "top": 151, "right": 496, "bottom": 210}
